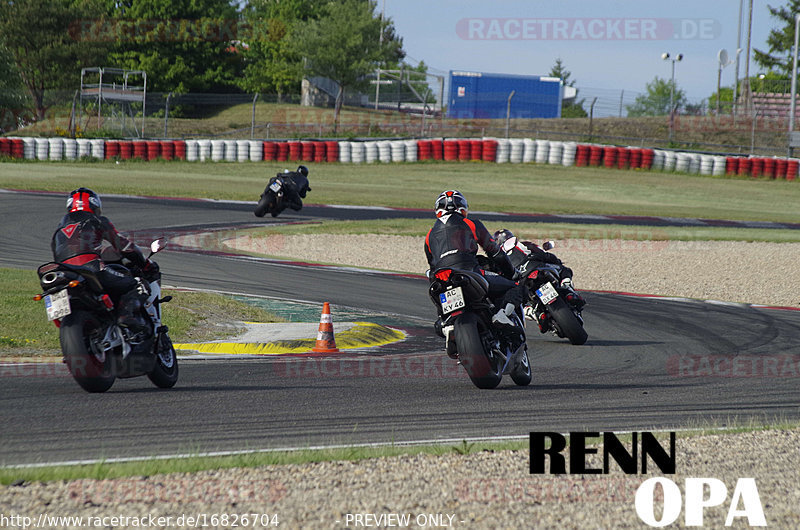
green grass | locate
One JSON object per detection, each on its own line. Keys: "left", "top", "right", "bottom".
{"left": 0, "top": 269, "right": 282, "bottom": 355}
{"left": 2, "top": 420, "right": 797, "bottom": 484}
{"left": 0, "top": 440, "right": 526, "bottom": 485}
{"left": 3, "top": 161, "right": 800, "bottom": 223}
{"left": 238, "top": 218, "right": 800, "bottom": 243}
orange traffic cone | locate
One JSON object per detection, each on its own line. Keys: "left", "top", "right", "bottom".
{"left": 312, "top": 302, "right": 340, "bottom": 353}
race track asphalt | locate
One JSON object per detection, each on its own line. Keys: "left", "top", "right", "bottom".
{"left": 2, "top": 190, "right": 799, "bottom": 466}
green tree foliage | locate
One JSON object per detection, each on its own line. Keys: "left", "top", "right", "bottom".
{"left": 708, "top": 86, "right": 734, "bottom": 114}
{"left": 238, "top": 0, "right": 322, "bottom": 98}
{"left": 0, "top": 0, "right": 108, "bottom": 120}
{"left": 292, "top": 0, "right": 404, "bottom": 129}
{"left": 106, "top": 0, "right": 241, "bottom": 93}
{"left": 754, "top": 0, "right": 800, "bottom": 77}
{"left": 626, "top": 76, "right": 686, "bottom": 117}
{"left": 0, "top": 45, "right": 28, "bottom": 132}
{"left": 549, "top": 57, "right": 587, "bottom": 118}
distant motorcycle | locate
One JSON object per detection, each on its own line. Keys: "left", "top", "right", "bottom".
{"left": 428, "top": 267, "right": 531, "bottom": 389}
{"left": 254, "top": 174, "right": 290, "bottom": 218}
{"left": 517, "top": 242, "right": 587, "bottom": 345}
{"left": 35, "top": 239, "right": 178, "bottom": 393}
{"left": 255, "top": 169, "right": 311, "bottom": 218}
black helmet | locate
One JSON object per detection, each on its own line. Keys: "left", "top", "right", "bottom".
{"left": 296, "top": 165, "right": 309, "bottom": 177}
{"left": 434, "top": 190, "right": 468, "bottom": 218}
{"left": 493, "top": 228, "right": 515, "bottom": 246}
{"left": 66, "top": 187, "right": 102, "bottom": 215}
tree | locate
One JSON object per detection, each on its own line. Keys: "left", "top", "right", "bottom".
{"left": 626, "top": 77, "right": 686, "bottom": 117}
{"left": 0, "top": 0, "right": 109, "bottom": 120}
{"left": 708, "top": 86, "right": 734, "bottom": 114}
{"left": 238, "top": 0, "right": 322, "bottom": 99}
{"left": 106, "top": 0, "right": 241, "bottom": 93}
{"left": 754, "top": 1, "right": 800, "bottom": 77}
{"left": 0, "top": 45, "right": 28, "bottom": 132}
{"left": 293, "top": 0, "right": 404, "bottom": 130}
{"left": 549, "top": 58, "right": 587, "bottom": 118}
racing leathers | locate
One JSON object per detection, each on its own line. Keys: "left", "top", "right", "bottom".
{"left": 425, "top": 213, "right": 525, "bottom": 330}
{"left": 51, "top": 211, "right": 151, "bottom": 343}
{"left": 500, "top": 237, "right": 573, "bottom": 283}
{"left": 268, "top": 171, "right": 311, "bottom": 211}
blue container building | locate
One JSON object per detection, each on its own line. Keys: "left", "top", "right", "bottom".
{"left": 447, "top": 71, "right": 563, "bottom": 119}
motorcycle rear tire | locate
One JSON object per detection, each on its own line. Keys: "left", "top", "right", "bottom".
{"left": 60, "top": 310, "right": 115, "bottom": 393}
{"left": 549, "top": 297, "right": 588, "bottom": 345}
{"left": 147, "top": 332, "right": 179, "bottom": 389}
{"left": 453, "top": 312, "right": 501, "bottom": 389}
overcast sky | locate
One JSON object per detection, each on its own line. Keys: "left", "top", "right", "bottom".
{"left": 382, "top": 0, "right": 779, "bottom": 114}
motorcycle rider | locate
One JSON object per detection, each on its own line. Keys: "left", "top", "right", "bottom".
{"left": 493, "top": 228, "right": 585, "bottom": 314}
{"left": 268, "top": 165, "right": 311, "bottom": 211}
{"left": 51, "top": 188, "right": 154, "bottom": 345}
{"left": 425, "top": 190, "right": 526, "bottom": 333}
{"left": 493, "top": 229, "right": 574, "bottom": 284}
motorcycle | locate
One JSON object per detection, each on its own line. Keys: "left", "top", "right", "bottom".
{"left": 517, "top": 241, "right": 588, "bottom": 345}
{"left": 428, "top": 267, "right": 531, "bottom": 389}
{"left": 34, "top": 239, "right": 178, "bottom": 393}
{"left": 254, "top": 175, "right": 290, "bottom": 218}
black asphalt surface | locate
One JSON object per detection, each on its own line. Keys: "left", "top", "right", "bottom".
{"left": 2, "top": 190, "right": 800, "bottom": 466}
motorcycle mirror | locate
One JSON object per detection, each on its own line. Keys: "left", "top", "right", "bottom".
{"left": 150, "top": 238, "right": 168, "bottom": 255}
{"left": 542, "top": 240, "right": 555, "bottom": 251}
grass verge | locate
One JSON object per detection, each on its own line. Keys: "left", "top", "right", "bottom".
{"left": 0, "top": 268, "right": 282, "bottom": 356}
{"left": 3, "top": 161, "right": 800, "bottom": 223}
{"left": 2, "top": 420, "right": 796, "bottom": 485}
{"left": 0, "top": 440, "right": 526, "bottom": 485}
{"left": 229, "top": 218, "right": 800, "bottom": 244}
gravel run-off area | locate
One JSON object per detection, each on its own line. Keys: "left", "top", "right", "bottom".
{"left": 4, "top": 234, "right": 800, "bottom": 528}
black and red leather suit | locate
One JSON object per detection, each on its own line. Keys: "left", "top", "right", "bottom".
{"left": 51, "top": 210, "right": 149, "bottom": 338}
{"left": 425, "top": 213, "right": 522, "bottom": 307}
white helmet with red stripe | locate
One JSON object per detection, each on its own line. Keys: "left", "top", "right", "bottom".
{"left": 435, "top": 190, "right": 468, "bottom": 218}
{"left": 66, "top": 187, "right": 102, "bottom": 215}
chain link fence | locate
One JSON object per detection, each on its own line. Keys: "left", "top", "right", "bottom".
{"left": 0, "top": 89, "right": 791, "bottom": 157}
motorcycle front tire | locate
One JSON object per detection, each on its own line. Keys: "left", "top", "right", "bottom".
{"left": 549, "top": 297, "right": 588, "bottom": 345}
{"left": 510, "top": 344, "right": 532, "bottom": 386}
{"left": 60, "top": 310, "right": 115, "bottom": 393}
{"left": 453, "top": 312, "right": 502, "bottom": 389}
{"left": 147, "top": 332, "right": 179, "bottom": 389}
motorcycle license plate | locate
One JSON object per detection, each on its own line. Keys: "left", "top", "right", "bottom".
{"left": 536, "top": 282, "right": 559, "bottom": 305}
{"left": 45, "top": 289, "right": 71, "bottom": 320}
{"left": 269, "top": 181, "right": 282, "bottom": 193}
{"left": 439, "top": 287, "right": 465, "bottom": 314}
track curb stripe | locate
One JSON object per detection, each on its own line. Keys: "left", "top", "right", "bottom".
{"left": 173, "top": 322, "right": 405, "bottom": 355}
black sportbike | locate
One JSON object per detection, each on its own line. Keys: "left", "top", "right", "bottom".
{"left": 518, "top": 259, "right": 587, "bottom": 345}
{"left": 254, "top": 174, "right": 290, "bottom": 218}
{"left": 35, "top": 239, "right": 178, "bottom": 393}
{"left": 428, "top": 267, "right": 531, "bottom": 389}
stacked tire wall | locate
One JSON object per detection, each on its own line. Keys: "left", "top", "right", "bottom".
{"left": 1, "top": 136, "right": 798, "bottom": 180}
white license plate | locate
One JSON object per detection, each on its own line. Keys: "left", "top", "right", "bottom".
{"left": 536, "top": 282, "right": 559, "bottom": 305}
{"left": 269, "top": 181, "right": 282, "bottom": 192}
{"left": 45, "top": 289, "right": 71, "bottom": 320}
{"left": 439, "top": 287, "right": 465, "bottom": 314}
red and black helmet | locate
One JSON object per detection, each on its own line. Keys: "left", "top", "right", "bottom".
{"left": 434, "top": 190, "right": 468, "bottom": 218}
{"left": 66, "top": 187, "right": 102, "bottom": 215}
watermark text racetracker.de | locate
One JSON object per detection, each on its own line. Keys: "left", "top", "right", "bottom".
{"left": 272, "top": 356, "right": 463, "bottom": 379}
{"left": 456, "top": 18, "right": 720, "bottom": 40}
{"left": 0, "top": 512, "right": 279, "bottom": 529}
{"left": 668, "top": 355, "right": 800, "bottom": 378}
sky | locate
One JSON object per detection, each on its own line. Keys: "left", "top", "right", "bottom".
{"left": 381, "top": 0, "right": 780, "bottom": 116}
